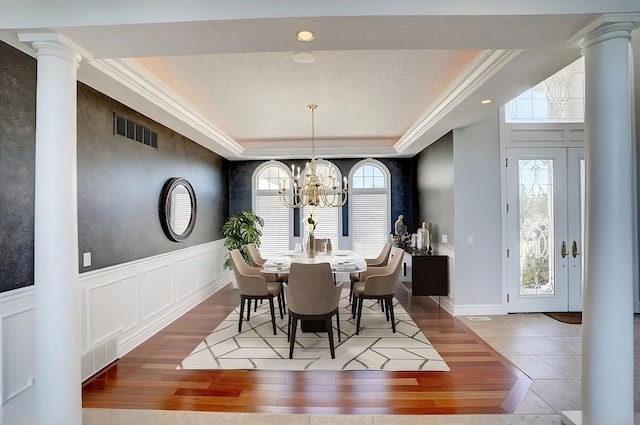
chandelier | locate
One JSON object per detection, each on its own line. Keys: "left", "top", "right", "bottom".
{"left": 278, "top": 104, "right": 349, "bottom": 208}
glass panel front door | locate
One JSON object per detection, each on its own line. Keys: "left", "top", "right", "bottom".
{"left": 518, "top": 158, "right": 556, "bottom": 297}
{"left": 507, "top": 148, "right": 584, "bottom": 312}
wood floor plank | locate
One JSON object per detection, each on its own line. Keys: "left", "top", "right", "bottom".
{"left": 82, "top": 283, "right": 531, "bottom": 415}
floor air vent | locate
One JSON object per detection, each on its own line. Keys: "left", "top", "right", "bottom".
{"left": 467, "top": 316, "right": 492, "bottom": 321}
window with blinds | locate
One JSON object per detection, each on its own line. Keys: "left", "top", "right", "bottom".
{"left": 253, "top": 162, "right": 292, "bottom": 257}
{"left": 350, "top": 160, "right": 391, "bottom": 258}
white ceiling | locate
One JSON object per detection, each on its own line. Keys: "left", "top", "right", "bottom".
{"left": 1, "top": 1, "right": 638, "bottom": 160}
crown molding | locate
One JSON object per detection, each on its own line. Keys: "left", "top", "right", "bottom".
{"left": 393, "top": 48, "right": 522, "bottom": 154}
{"left": 238, "top": 145, "right": 402, "bottom": 160}
{"left": 88, "top": 58, "right": 244, "bottom": 157}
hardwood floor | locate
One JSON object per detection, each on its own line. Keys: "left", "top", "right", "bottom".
{"left": 82, "top": 284, "right": 530, "bottom": 414}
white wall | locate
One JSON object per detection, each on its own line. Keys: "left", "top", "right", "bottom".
{"left": 633, "top": 29, "right": 640, "bottom": 313}
{"left": 451, "top": 111, "right": 504, "bottom": 315}
{"left": 0, "top": 240, "right": 231, "bottom": 425}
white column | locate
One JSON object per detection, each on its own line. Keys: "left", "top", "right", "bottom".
{"left": 20, "top": 34, "right": 83, "bottom": 425}
{"left": 580, "top": 22, "right": 635, "bottom": 425}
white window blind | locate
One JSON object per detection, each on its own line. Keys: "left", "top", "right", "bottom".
{"left": 351, "top": 192, "right": 389, "bottom": 258}
{"left": 253, "top": 163, "right": 292, "bottom": 258}
{"left": 303, "top": 206, "right": 339, "bottom": 250}
{"left": 349, "top": 160, "right": 391, "bottom": 259}
{"left": 255, "top": 194, "right": 290, "bottom": 257}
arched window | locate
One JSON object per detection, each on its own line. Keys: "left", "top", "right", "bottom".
{"left": 252, "top": 161, "right": 292, "bottom": 257}
{"left": 302, "top": 160, "right": 341, "bottom": 250}
{"left": 349, "top": 159, "right": 391, "bottom": 258}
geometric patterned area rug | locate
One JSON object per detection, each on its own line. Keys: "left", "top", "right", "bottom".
{"left": 178, "top": 289, "right": 450, "bottom": 372}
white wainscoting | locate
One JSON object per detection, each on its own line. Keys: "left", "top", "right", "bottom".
{"left": 0, "top": 239, "right": 231, "bottom": 424}
{"left": 79, "top": 239, "right": 231, "bottom": 380}
{"left": 0, "top": 286, "right": 36, "bottom": 425}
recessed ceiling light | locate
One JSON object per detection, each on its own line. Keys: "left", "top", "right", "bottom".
{"left": 480, "top": 99, "right": 492, "bottom": 104}
{"left": 297, "top": 30, "right": 315, "bottom": 42}
{"left": 292, "top": 51, "right": 317, "bottom": 64}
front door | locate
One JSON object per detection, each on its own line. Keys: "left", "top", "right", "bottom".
{"left": 506, "top": 147, "right": 584, "bottom": 312}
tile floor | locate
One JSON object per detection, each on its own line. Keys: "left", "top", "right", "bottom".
{"left": 83, "top": 312, "right": 639, "bottom": 425}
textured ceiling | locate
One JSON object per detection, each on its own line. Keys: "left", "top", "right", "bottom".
{"left": 1, "top": 1, "right": 637, "bottom": 159}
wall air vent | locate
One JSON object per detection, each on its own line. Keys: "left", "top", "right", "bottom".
{"left": 113, "top": 112, "right": 158, "bottom": 148}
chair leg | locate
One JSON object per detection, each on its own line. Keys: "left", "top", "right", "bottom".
{"left": 356, "top": 297, "right": 364, "bottom": 335}
{"left": 287, "top": 314, "right": 291, "bottom": 342}
{"left": 238, "top": 296, "right": 246, "bottom": 332}
{"left": 246, "top": 300, "right": 251, "bottom": 321}
{"left": 268, "top": 297, "right": 277, "bottom": 335}
{"left": 289, "top": 316, "right": 298, "bottom": 359}
{"left": 351, "top": 296, "right": 357, "bottom": 319}
{"left": 326, "top": 317, "right": 335, "bottom": 359}
{"left": 281, "top": 289, "right": 286, "bottom": 314}
{"left": 336, "top": 309, "right": 341, "bottom": 342}
{"left": 277, "top": 293, "right": 284, "bottom": 319}
{"left": 384, "top": 298, "right": 390, "bottom": 321}
{"left": 349, "top": 281, "right": 354, "bottom": 304}
{"left": 380, "top": 299, "right": 385, "bottom": 313}
{"left": 388, "top": 297, "right": 396, "bottom": 333}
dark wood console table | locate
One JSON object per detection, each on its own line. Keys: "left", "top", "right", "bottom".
{"left": 395, "top": 245, "right": 448, "bottom": 306}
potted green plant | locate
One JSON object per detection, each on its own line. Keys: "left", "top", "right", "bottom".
{"left": 222, "top": 211, "right": 265, "bottom": 270}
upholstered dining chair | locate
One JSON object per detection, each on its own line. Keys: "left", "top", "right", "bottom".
{"left": 351, "top": 249, "right": 404, "bottom": 335}
{"left": 284, "top": 262, "right": 343, "bottom": 359}
{"left": 229, "top": 249, "right": 283, "bottom": 335}
{"left": 349, "top": 242, "right": 393, "bottom": 302}
{"left": 246, "top": 242, "right": 266, "bottom": 267}
{"left": 247, "top": 242, "right": 289, "bottom": 284}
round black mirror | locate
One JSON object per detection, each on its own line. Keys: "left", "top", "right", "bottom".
{"left": 159, "top": 177, "right": 197, "bottom": 242}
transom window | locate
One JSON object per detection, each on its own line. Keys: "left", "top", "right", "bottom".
{"left": 257, "top": 166, "right": 289, "bottom": 190}
{"left": 352, "top": 164, "right": 386, "bottom": 189}
{"left": 505, "top": 57, "right": 584, "bottom": 124}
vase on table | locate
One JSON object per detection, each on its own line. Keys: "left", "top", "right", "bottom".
{"left": 308, "top": 232, "right": 315, "bottom": 258}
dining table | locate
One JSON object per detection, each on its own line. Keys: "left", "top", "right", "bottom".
{"left": 261, "top": 249, "right": 366, "bottom": 274}
{"left": 260, "top": 249, "right": 367, "bottom": 333}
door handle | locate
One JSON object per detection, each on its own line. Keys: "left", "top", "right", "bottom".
{"left": 572, "top": 241, "right": 580, "bottom": 258}
{"left": 561, "top": 241, "right": 567, "bottom": 258}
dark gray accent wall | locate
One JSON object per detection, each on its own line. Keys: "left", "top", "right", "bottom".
{"left": 77, "top": 84, "right": 227, "bottom": 272}
{"left": 227, "top": 158, "right": 414, "bottom": 234}
{"left": 0, "top": 42, "right": 36, "bottom": 292}
{"left": 0, "top": 41, "right": 228, "bottom": 291}
{"left": 415, "top": 131, "right": 455, "bottom": 245}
